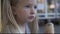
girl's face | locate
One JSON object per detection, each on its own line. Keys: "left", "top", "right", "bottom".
{"left": 12, "top": 0, "right": 37, "bottom": 23}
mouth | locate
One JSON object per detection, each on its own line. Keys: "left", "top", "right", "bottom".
{"left": 28, "top": 16, "right": 35, "bottom": 19}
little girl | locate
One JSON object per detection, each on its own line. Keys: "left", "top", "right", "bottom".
{"left": 1, "top": 0, "right": 39, "bottom": 34}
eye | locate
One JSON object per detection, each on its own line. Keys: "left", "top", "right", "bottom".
{"left": 34, "top": 6, "right": 37, "bottom": 9}
{"left": 25, "top": 5, "right": 30, "bottom": 8}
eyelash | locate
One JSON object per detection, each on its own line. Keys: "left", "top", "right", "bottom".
{"left": 25, "top": 5, "right": 30, "bottom": 8}
{"left": 25, "top": 5, "right": 37, "bottom": 9}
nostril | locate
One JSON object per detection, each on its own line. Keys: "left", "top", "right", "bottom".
{"left": 31, "top": 12, "right": 34, "bottom": 14}
{"left": 30, "top": 11, "right": 36, "bottom": 15}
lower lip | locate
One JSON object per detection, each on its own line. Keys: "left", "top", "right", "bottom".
{"left": 28, "top": 16, "right": 34, "bottom": 19}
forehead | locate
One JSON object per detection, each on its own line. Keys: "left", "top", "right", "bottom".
{"left": 18, "top": 0, "right": 37, "bottom": 5}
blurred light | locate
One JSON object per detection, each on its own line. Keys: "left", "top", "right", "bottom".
{"left": 49, "top": 4, "right": 55, "bottom": 9}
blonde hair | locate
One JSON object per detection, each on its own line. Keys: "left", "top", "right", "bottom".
{"left": 1, "top": 0, "right": 39, "bottom": 34}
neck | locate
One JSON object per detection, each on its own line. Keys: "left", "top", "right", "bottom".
{"left": 16, "top": 19, "right": 27, "bottom": 33}
{"left": 14, "top": 17, "right": 28, "bottom": 33}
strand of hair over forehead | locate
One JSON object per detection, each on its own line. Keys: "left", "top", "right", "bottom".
{"left": 3, "top": 0, "right": 23, "bottom": 33}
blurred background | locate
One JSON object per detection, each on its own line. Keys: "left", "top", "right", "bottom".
{"left": 37, "top": 0, "right": 60, "bottom": 33}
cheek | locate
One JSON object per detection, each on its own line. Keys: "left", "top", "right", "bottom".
{"left": 21, "top": 9, "right": 30, "bottom": 16}
{"left": 16, "top": 9, "right": 30, "bottom": 19}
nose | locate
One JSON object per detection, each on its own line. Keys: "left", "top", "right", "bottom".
{"left": 30, "top": 8, "right": 36, "bottom": 15}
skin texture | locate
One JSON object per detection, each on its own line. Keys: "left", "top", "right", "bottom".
{"left": 12, "top": 0, "right": 37, "bottom": 25}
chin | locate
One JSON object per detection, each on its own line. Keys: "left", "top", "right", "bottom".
{"left": 27, "top": 19, "right": 34, "bottom": 22}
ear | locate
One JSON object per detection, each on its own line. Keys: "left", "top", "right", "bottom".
{"left": 11, "top": 6, "right": 16, "bottom": 15}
